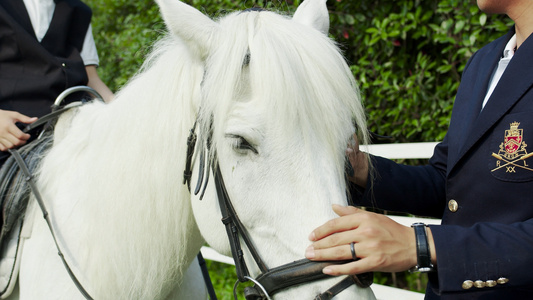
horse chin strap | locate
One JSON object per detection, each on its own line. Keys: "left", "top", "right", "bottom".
{"left": 183, "top": 122, "right": 373, "bottom": 300}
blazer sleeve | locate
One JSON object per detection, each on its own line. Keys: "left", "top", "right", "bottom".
{"left": 352, "top": 135, "right": 449, "bottom": 218}
{"left": 429, "top": 219, "right": 533, "bottom": 293}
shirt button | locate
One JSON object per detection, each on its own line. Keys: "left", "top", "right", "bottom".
{"left": 448, "top": 199, "right": 458, "bottom": 212}
{"left": 462, "top": 280, "right": 473, "bottom": 289}
{"left": 474, "top": 280, "right": 486, "bottom": 288}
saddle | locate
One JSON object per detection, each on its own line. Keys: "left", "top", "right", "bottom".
{"left": 0, "top": 134, "right": 53, "bottom": 297}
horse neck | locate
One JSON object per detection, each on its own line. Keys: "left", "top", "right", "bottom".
{"left": 36, "top": 41, "right": 205, "bottom": 299}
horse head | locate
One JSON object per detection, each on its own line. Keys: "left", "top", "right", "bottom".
{"left": 157, "top": 0, "right": 374, "bottom": 298}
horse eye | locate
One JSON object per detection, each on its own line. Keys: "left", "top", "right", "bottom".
{"left": 226, "top": 134, "right": 258, "bottom": 154}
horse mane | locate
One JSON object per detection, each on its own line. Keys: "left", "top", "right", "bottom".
{"left": 199, "top": 10, "right": 368, "bottom": 183}
{"left": 36, "top": 36, "right": 205, "bottom": 299}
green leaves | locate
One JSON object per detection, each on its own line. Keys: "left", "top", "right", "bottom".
{"left": 328, "top": 0, "right": 512, "bottom": 143}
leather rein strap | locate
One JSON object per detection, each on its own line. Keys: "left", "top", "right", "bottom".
{"left": 9, "top": 147, "right": 94, "bottom": 300}
{"left": 184, "top": 122, "right": 373, "bottom": 300}
{"left": 10, "top": 101, "right": 96, "bottom": 300}
{"left": 7, "top": 86, "right": 104, "bottom": 300}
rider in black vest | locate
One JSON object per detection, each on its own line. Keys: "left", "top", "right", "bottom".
{"left": 0, "top": 0, "right": 96, "bottom": 164}
{"left": 0, "top": 0, "right": 91, "bottom": 118}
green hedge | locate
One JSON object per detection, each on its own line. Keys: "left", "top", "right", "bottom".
{"left": 329, "top": 0, "right": 512, "bottom": 142}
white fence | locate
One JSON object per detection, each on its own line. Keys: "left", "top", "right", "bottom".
{"left": 201, "top": 142, "right": 441, "bottom": 300}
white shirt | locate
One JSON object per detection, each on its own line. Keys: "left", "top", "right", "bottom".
{"left": 23, "top": 0, "right": 99, "bottom": 66}
{"left": 481, "top": 34, "right": 517, "bottom": 109}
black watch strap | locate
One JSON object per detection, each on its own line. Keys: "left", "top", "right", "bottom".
{"left": 411, "top": 222, "right": 435, "bottom": 272}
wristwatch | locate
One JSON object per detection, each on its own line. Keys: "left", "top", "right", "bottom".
{"left": 410, "top": 222, "right": 435, "bottom": 273}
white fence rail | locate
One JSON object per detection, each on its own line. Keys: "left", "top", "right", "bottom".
{"left": 202, "top": 142, "right": 441, "bottom": 300}
{"left": 361, "top": 142, "right": 439, "bottom": 159}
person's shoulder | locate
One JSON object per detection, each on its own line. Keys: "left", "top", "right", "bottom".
{"left": 62, "top": 0, "right": 92, "bottom": 14}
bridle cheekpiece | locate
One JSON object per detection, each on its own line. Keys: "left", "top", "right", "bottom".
{"left": 183, "top": 120, "right": 373, "bottom": 300}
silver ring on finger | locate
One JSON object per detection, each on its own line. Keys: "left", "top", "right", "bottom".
{"left": 350, "top": 242, "right": 357, "bottom": 261}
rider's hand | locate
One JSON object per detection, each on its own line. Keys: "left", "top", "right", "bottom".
{"left": 0, "top": 109, "right": 37, "bottom": 151}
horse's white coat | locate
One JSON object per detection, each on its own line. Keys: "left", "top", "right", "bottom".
{"left": 9, "top": 0, "right": 375, "bottom": 299}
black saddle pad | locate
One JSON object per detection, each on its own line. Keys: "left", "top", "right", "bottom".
{"left": 0, "top": 135, "right": 53, "bottom": 244}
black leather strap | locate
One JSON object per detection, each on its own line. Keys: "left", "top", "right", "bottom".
{"left": 183, "top": 121, "right": 197, "bottom": 190}
{"left": 9, "top": 148, "right": 94, "bottom": 300}
{"left": 411, "top": 223, "right": 434, "bottom": 272}
{"left": 314, "top": 276, "right": 357, "bottom": 300}
{"left": 23, "top": 102, "right": 84, "bottom": 133}
{"left": 196, "top": 252, "right": 218, "bottom": 300}
{"left": 256, "top": 259, "right": 350, "bottom": 296}
{"left": 8, "top": 89, "right": 100, "bottom": 299}
{"left": 249, "top": 259, "right": 373, "bottom": 298}
{"left": 213, "top": 163, "right": 269, "bottom": 280}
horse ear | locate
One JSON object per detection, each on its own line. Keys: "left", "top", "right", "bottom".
{"left": 292, "top": 0, "right": 329, "bottom": 35}
{"left": 155, "top": 0, "right": 220, "bottom": 58}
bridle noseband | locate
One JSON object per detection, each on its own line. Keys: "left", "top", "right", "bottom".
{"left": 183, "top": 121, "right": 373, "bottom": 300}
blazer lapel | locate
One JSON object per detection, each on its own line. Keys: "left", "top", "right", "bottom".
{"left": 451, "top": 29, "right": 533, "bottom": 171}
{"left": 446, "top": 32, "right": 508, "bottom": 171}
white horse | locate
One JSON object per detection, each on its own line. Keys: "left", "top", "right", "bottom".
{"left": 6, "top": 0, "right": 375, "bottom": 299}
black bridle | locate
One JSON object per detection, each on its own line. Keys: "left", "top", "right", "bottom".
{"left": 183, "top": 121, "right": 373, "bottom": 300}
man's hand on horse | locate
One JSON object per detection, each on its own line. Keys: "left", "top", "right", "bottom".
{"left": 305, "top": 205, "right": 426, "bottom": 275}
{"left": 0, "top": 109, "right": 37, "bottom": 151}
{"left": 346, "top": 133, "right": 369, "bottom": 188}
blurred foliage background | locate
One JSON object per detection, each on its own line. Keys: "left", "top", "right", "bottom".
{"left": 83, "top": 0, "right": 512, "bottom": 297}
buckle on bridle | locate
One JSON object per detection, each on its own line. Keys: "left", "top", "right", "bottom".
{"left": 234, "top": 276, "right": 272, "bottom": 300}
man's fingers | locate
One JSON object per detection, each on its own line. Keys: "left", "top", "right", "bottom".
{"left": 306, "top": 242, "right": 363, "bottom": 260}
{"left": 309, "top": 206, "right": 364, "bottom": 241}
{"left": 308, "top": 230, "right": 360, "bottom": 255}
{"left": 322, "top": 259, "right": 372, "bottom": 276}
{"left": 332, "top": 204, "right": 359, "bottom": 216}
{"left": 309, "top": 217, "right": 356, "bottom": 242}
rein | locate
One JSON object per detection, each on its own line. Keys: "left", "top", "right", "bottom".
{"left": 10, "top": 146, "right": 94, "bottom": 300}
{"left": 8, "top": 86, "right": 104, "bottom": 300}
{"left": 184, "top": 122, "right": 373, "bottom": 300}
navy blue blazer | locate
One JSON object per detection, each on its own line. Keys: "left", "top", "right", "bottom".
{"left": 355, "top": 27, "right": 533, "bottom": 299}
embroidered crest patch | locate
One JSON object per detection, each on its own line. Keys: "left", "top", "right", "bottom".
{"left": 492, "top": 122, "right": 533, "bottom": 173}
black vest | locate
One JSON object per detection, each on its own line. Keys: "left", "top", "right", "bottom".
{"left": 0, "top": 0, "right": 92, "bottom": 118}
